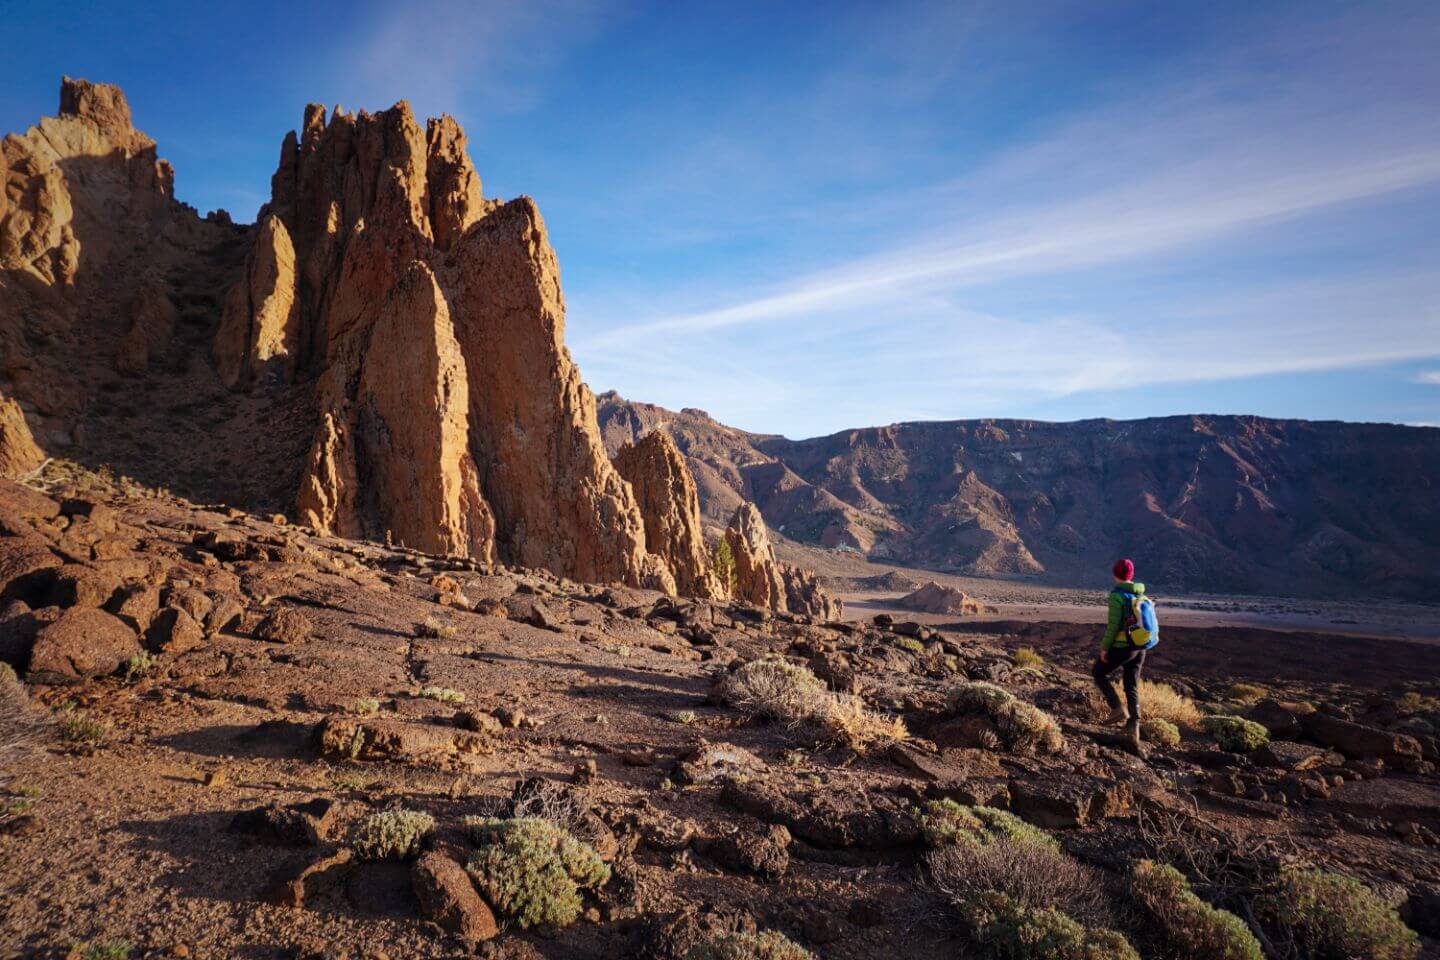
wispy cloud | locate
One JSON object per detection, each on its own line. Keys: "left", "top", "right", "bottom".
{"left": 567, "top": 3, "right": 1440, "bottom": 435}
{"left": 1417, "top": 372, "right": 1440, "bottom": 385}
{"left": 305, "top": 0, "right": 613, "bottom": 123}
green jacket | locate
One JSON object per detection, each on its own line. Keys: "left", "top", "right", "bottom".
{"left": 1101, "top": 581, "right": 1146, "bottom": 651}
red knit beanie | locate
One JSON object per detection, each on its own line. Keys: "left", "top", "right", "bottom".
{"left": 1112, "top": 558, "right": 1134, "bottom": 581}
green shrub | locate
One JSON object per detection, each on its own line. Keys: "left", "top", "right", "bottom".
{"left": 464, "top": 816, "right": 610, "bottom": 928}
{"left": 897, "top": 637, "right": 925, "bottom": 654}
{"left": 949, "top": 682, "right": 1064, "bottom": 754}
{"left": 1225, "top": 682, "right": 1267, "bottom": 704}
{"left": 711, "top": 538, "right": 737, "bottom": 594}
{"left": 1140, "top": 718, "right": 1181, "bottom": 749}
{"left": 970, "top": 892, "right": 1139, "bottom": 960}
{"left": 349, "top": 697, "right": 380, "bottom": 715}
{"left": 1257, "top": 868, "right": 1419, "bottom": 960}
{"left": 1201, "top": 715, "right": 1269, "bottom": 752}
{"left": 1013, "top": 647, "right": 1045, "bottom": 668}
{"left": 418, "top": 686, "right": 465, "bottom": 704}
{"left": 920, "top": 800, "right": 1057, "bottom": 851}
{"left": 80, "top": 941, "right": 133, "bottom": 960}
{"left": 60, "top": 712, "right": 109, "bottom": 746}
{"left": 686, "top": 929, "right": 815, "bottom": 960}
{"left": 1131, "top": 860, "right": 1262, "bottom": 960}
{"left": 123, "top": 651, "right": 154, "bottom": 681}
{"left": 351, "top": 808, "right": 434, "bottom": 860}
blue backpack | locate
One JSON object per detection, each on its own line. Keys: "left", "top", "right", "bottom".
{"left": 1113, "top": 588, "right": 1159, "bottom": 649}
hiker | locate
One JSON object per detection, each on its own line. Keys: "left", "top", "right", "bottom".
{"left": 1093, "top": 558, "right": 1159, "bottom": 743}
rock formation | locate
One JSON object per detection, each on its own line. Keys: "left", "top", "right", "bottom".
{"left": 723, "top": 503, "right": 837, "bottom": 618}
{"left": 218, "top": 101, "right": 673, "bottom": 587}
{"left": 895, "top": 581, "right": 992, "bottom": 616}
{"left": 613, "top": 431, "right": 723, "bottom": 599}
{"left": 1, "top": 76, "right": 173, "bottom": 286}
{"left": 0, "top": 79, "right": 830, "bottom": 605}
{"left": 0, "top": 394, "right": 43, "bottom": 478}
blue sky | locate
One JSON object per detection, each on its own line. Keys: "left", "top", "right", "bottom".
{"left": 4, "top": 1, "right": 1439, "bottom": 437}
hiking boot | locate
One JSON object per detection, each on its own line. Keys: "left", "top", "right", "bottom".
{"left": 1124, "top": 719, "right": 1142, "bottom": 750}
{"left": 1102, "top": 706, "right": 1129, "bottom": 726}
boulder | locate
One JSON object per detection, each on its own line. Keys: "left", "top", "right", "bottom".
{"left": 146, "top": 606, "right": 205, "bottom": 655}
{"left": 257, "top": 606, "right": 312, "bottom": 644}
{"left": 265, "top": 846, "right": 354, "bottom": 909}
{"left": 1301, "top": 711, "right": 1422, "bottom": 766}
{"left": 411, "top": 851, "right": 499, "bottom": 943}
{"left": 27, "top": 607, "right": 140, "bottom": 682}
{"left": 695, "top": 824, "right": 791, "bottom": 880}
{"left": 318, "top": 715, "right": 489, "bottom": 764}
{"left": 231, "top": 798, "right": 338, "bottom": 846}
{"left": 108, "top": 584, "right": 161, "bottom": 632}
{"left": 1008, "top": 774, "right": 1133, "bottom": 829}
{"left": 0, "top": 542, "right": 62, "bottom": 602}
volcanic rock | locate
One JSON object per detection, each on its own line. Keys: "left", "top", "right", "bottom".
{"left": 0, "top": 395, "right": 44, "bottom": 478}
{"left": 724, "top": 503, "right": 790, "bottom": 611}
{"left": 613, "top": 430, "right": 722, "bottom": 599}
{"left": 894, "top": 581, "right": 992, "bottom": 616}
{"left": 27, "top": 606, "right": 140, "bottom": 682}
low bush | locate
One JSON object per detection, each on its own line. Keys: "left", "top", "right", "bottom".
{"left": 79, "top": 941, "right": 133, "bottom": 960}
{"left": 716, "top": 658, "right": 829, "bottom": 723}
{"left": 929, "top": 845, "right": 1111, "bottom": 931}
{"left": 415, "top": 617, "right": 457, "bottom": 639}
{"left": 919, "top": 800, "right": 1057, "bottom": 851}
{"left": 949, "top": 682, "right": 1064, "bottom": 754}
{"left": 1138, "top": 680, "right": 1202, "bottom": 728}
{"left": 686, "top": 929, "right": 815, "bottom": 960}
{"left": 718, "top": 658, "right": 904, "bottom": 753}
{"left": 1257, "top": 867, "right": 1419, "bottom": 960}
{"left": 896, "top": 637, "right": 925, "bottom": 654}
{"left": 418, "top": 686, "right": 465, "bottom": 704}
{"left": 1201, "top": 715, "right": 1269, "bottom": 752}
{"left": 969, "top": 892, "right": 1138, "bottom": 960}
{"left": 1224, "top": 682, "right": 1268, "bottom": 704}
{"left": 351, "top": 808, "right": 435, "bottom": 860}
{"left": 1131, "top": 860, "right": 1262, "bottom": 960}
{"left": 122, "top": 651, "right": 154, "bottom": 681}
{"left": 464, "top": 816, "right": 610, "bottom": 929}
{"left": 1140, "top": 718, "right": 1181, "bottom": 749}
{"left": 804, "top": 693, "right": 907, "bottom": 752}
{"left": 349, "top": 698, "right": 380, "bottom": 715}
{"left": 1013, "top": 647, "right": 1045, "bottom": 668}
{"left": 59, "top": 712, "right": 109, "bottom": 746}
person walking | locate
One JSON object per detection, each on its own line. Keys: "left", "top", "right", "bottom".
{"left": 1093, "top": 558, "right": 1159, "bottom": 746}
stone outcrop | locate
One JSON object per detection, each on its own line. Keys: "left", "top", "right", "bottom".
{"left": 209, "top": 100, "right": 676, "bottom": 584}
{"left": 0, "top": 394, "right": 44, "bottom": 478}
{"left": 1, "top": 76, "right": 173, "bottom": 285}
{"left": 722, "top": 502, "right": 837, "bottom": 617}
{"left": 725, "top": 503, "right": 788, "bottom": 611}
{"left": 213, "top": 215, "right": 299, "bottom": 387}
{"left": 895, "top": 581, "right": 991, "bottom": 616}
{"left": 779, "top": 563, "right": 839, "bottom": 620}
{"left": 613, "top": 431, "right": 723, "bottom": 599}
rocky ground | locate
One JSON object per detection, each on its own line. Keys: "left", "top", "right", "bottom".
{"left": 2, "top": 463, "right": 1439, "bottom": 960}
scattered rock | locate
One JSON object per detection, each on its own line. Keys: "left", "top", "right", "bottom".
{"left": 258, "top": 606, "right": 313, "bottom": 644}
{"left": 412, "top": 851, "right": 499, "bottom": 943}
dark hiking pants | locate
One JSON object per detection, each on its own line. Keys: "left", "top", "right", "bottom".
{"left": 1093, "top": 647, "right": 1146, "bottom": 721}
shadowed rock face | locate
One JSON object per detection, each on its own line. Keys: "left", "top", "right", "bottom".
{"left": 0, "top": 394, "right": 43, "bottom": 478}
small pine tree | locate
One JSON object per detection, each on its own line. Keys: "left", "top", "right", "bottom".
{"left": 711, "top": 537, "right": 736, "bottom": 593}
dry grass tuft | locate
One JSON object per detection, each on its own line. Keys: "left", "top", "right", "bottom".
{"left": 1139, "top": 680, "right": 1203, "bottom": 729}
{"left": 717, "top": 657, "right": 905, "bottom": 753}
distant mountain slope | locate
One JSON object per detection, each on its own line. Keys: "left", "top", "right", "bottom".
{"left": 597, "top": 393, "right": 1440, "bottom": 599}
